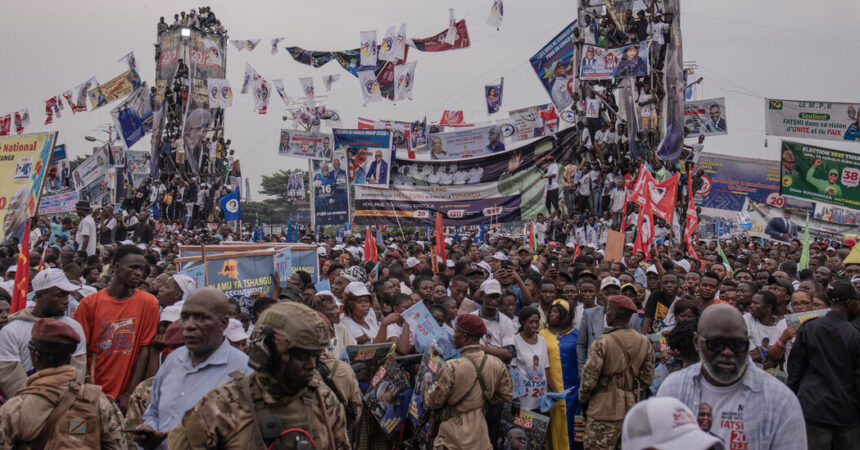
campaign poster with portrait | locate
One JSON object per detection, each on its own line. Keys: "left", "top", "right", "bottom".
{"left": 780, "top": 140, "right": 860, "bottom": 209}
{"left": 38, "top": 190, "right": 80, "bottom": 215}
{"left": 278, "top": 129, "right": 333, "bottom": 161}
{"left": 334, "top": 129, "right": 393, "bottom": 188}
{"left": 684, "top": 98, "right": 728, "bottom": 136}
{"left": 408, "top": 349, "right": 444, "bottom": 447}
{"left": 579, "top": 40, "right": 652, "bottom": 80}
{"left": 427, "top": 125, "right": 507, "bottom": 160}
{"left": 765, "top": 99, "right": 860, "bottom": 142}
{"left": 72, "top": 146, "right": 112, "bottom": 191}
{"left": 2, "top": 132, "right": 57, "bottom": 243}
{"left": 364, "top": 361, "right": 413, "bottom": 439}
{"left": 286, "top": 172, "right": 305, "bottom": 201}
{"left": 504, "top": 104, "right": 559, "bottom": 143}
{"left": 497, "top": 408, "right": 549, "bottom": 450}
{"left": 311, "top": 149, "right": 349, "bottom": 226}
{"left": 345, "top": 343, "right": 396, "bottom": 392}
{"left": 529, "top": 20, "right": 578, "bottom": 110}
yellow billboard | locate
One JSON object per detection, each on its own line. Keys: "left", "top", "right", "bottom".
{"left": 0, "top": 132, "right": 57, "bottom": 244}
{"left": 88, "top": 69, "right": 142, "bottom": 110}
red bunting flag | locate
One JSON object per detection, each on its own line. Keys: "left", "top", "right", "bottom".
{"left": 435, "top": 213, "right": 446, "bottom": 263}
{"left": 364, "top": 226, "right": 378, "bottom": 263}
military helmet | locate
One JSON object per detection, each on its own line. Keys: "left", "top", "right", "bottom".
{"left": 252, "top": 302, "right": 330, "bottom": 353}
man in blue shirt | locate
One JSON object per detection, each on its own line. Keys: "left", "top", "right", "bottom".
{"left": 134, "top": 288, "right": 252, "bottom": 448}
{"left": 40, "top": 216, "right": 72, "bottom": 246}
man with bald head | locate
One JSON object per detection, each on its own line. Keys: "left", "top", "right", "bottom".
{"left": 658, "top": 304, "right": 806, "bottom": 449}
{"left": 133, "top": 288, "right": 252, "bottom": 448}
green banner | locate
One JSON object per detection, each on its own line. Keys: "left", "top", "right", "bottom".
{"left": 780, "top": 140, "right": 860, "bottom": 208}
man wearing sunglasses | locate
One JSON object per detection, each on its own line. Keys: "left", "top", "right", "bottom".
{"left": 657, "top": 304, "right": 806, "bottom": 449}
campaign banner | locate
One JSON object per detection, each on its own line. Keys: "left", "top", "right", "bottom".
{"left": 38, "top": 190, "right": 80, "bottom": 215}
{"left": 529, "top": 21, "right": 578, "bottom": 109}
{"left": 785, "top": 308, "right": 829, "bottom": 328}
{"left": 358, "top": 132, "right": 565, "bottom": 226}
{"left": 45, "top": 144, "right": 70, "bottom": 192}
{"left": 155, "top": 30, "right": 227, "bottom": 106}
{"left": 312, "top": 150, "right": 349, "bottom": 226}
{"left": 780, "top": 141, "right": 860, "bottom": 209}
{"left": 428, "top": 125, "right": 506, "bottom": 160}
{"left": 286, "top": 172, "right": 305, "bottom": 201}
{"left": 401, "top": 301, "right": 458, "bottom": 360}
{"left": 82, "top": 173, "right": 113, "bottom": 206}
{"left": 345, "top": 343, "right": 396, "bottom": 392}
{"left": 503, "top": 104, "right": 558, "bottom": 143}
{"left": 49, "top": 144, "right": 67, "bottom": 164}
{"left": 72, "top": 146, "right": 112, "bottom": 190}
{"left": 288, "top": 247, "right": 320, "bottom": 284}
{"left": 178, "top": 264, "right": 206, "bottom": 290}
{"left": 0, "top": 133, "right": 56, "bottom": 243}
{"left": 206, "top": 253, "right": 276, "bottom": 298}
{"left": 358, "top": 117, "right": 416, "bottom": 154}
{"left": 765, "top": 99, "right": 860, "bottom": 142}
{"left": 408, "top": 349, "right": 443, "bottom": 448}
{"left": 335, "top": 129, "right": 394, "bottom": 188}
{"left": 684, "top": 98, "right": 728, "bottom": 136}
{"left": 126, "top": 150, "right": 150, "bottom": 187}
{"left": 88, "top": 68, "right": 142, "bottom": 110}
{"left": 579, "top": 40, "right": 652, "bottom": 80}
{"left": 364, "top": 361, "right": 412, "bottom": 439}
{"left": 498, "top": 409, "right": 550, "bottom": 450}
{"left": 278, "top": 130, "right": 333, "bottom": 161}
{"left": 694, "top": 152, "right": 814, "bottom": 214}
{"left": 111, "top": 85, "right": 154, "bottom": 150}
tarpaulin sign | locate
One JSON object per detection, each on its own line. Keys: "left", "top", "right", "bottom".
{"left": 780, "top": 140, "right": 860, "bottom": 209}
{"left": 205, "top": 252, "right": 275, "bottom": 298}
{"left": 0, "top": 132, "right": 57, "bottom": 244}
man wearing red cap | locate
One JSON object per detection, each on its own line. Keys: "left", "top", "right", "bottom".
{"left": 424, "top": 314, "right": 513, "bottom": 450}
{"left": 579, "top": 295, "right": 654, "bottom": 450}
{"left": 0, "top": 318, "right": 125, "bottom": 448}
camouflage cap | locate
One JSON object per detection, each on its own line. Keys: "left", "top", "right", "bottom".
{"left": 254, "top": 302, "right": 330, "bottom": 352}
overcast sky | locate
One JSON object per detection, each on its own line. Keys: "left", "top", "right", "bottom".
{"left": 2, "top": 0, "right": 860, "bottom": 199}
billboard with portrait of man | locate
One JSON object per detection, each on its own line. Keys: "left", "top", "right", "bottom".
{"left": 278, "top": 130, "right": 333, "bottom": 161}
{"left": 0, "top": 132, "right": 57, "bottom": 244}
{"left": 684, "top": 98, "right": 728, "bottom": 137}
{"left": 427, "top": 125, "right": 506, "bottom": 160}
{"left": 529, "top": 21, "right": 578, "bottom": 110}
{"left": 580, "top": 40, "right": 652, "bottom": 80}
{"left": 335, "top": 129, "right": 393, "bottom": 188}
{"left": 311, "top": 149, "right": 349, "bottom": 226}
{"left": 780, "top": 140, "right": 860, "bottom": 208}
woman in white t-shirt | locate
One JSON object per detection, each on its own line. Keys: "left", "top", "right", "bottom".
{"left": 340, "top": 281, "right": 393, "bottom": 344}
{"left": 512, "top": 306, "right": 555, "bottom": 412}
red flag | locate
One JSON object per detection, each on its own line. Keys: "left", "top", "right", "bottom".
{"left": 435, "top": 213, "right": 446, "bottom": 263}
{"left": 10, "top": 219, "right": 30, "bottom": 313}
{"left": 628, "top": 168, "right": 679, "bottom": 224}
{"left": 410, "top": 20, "right": 471, "bottom": 52}
{"left": 439, "top": 110, "right": 464, "bottom": 126}
{"left": 364, "top": 227, "right": 378, "bottom": 263}
{"left": 632, "top": 195, "right": 655, "bottom": 262}
{"left": 573, "top": 241, "right": 581, "bottom": 260}
{"left": 0, "top": 115, "right": 9, "bottom": 136}
{"left": 685, "top": 170, "right": 703, "bottom": 267}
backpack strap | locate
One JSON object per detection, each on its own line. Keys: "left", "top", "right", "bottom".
{"left": 463, "top": 354, "right": 492, "bottom": 402}
{"left": 27, "top": 385, "right": 79, "bottom": 449}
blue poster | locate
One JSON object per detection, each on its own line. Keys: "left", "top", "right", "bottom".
{"left": 178, "top": 264, "right": 206, "bottom": 289}
{"left": 401, "top": 302, "right": 458, "bottom": 360}
{"left": 529, "top": 20, "right": 578, "bottom": 110}
{"left": 335, "top": 129, "right": 394, "bottom": 188}
{"left": 290, "top": 247, "right": 320, "bottom": 283}
{"left": 110, "top": 85, "right": 153, "bottom": 149}
{"left": 49, "top": 144, "right": 67, "bottom": 164}
{"left": 311, "top": 150, "right": 350, "bottom": 226}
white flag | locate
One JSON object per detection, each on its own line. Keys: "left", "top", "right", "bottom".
{"left": 244, "top": 39, "right": 262, "bottom": 51}
{"left": 118, "top": 51, "right": 137, "bottom": 69}
{"left": 271, "top": 37, "right": 284, "bottom": 55}
{"left": 70, "top": 77, "right": 97, "bottom": 113}
{"left": 379, "top": 26, "right": 397, "bottom": 62}
{"left": 357, "top": 70, "right": 382, "bottom": 104}
{"left": 394, "top": 61, "right": 417, "bottom": 101}
{"left": 322, "top": 74, "right": 341, "bottom": 92}
{"left": 203, "top": 39, "right": 223, "bottom": 65}
{"left": 241, "top": 63, "right": 260, "bottom": 94}
{"left": 299, "top": 77, "right": 315, "bottom": 107}
{"left": 444, "top": 9, "right": 456, "bottom": 45}
{"left": 14, "top": 109, "right": 30, "bottom": 135}
{"left": 251, "top": 79, "right": 270, "bottom": 114}
{"left": 207, "top": 78, "right": 232, "bottom": 107}
{"left": 230, "top": 40, "right": 244, "bottom": 51}
{"left": 324, "top": 108, "right": 342, "bottom": 128}
{"left": 394, "top": 23, "right": 407, "bottom": 60}
{"left": 360, "top": 30, "right": 378, "bottom": 67}
{"left": 487, "top": 0, "right": 504, "bottom": 30}
{"left": 272, "top": 79, "right": 293, "bottom": 106}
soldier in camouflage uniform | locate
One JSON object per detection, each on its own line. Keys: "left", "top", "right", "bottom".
{"left": 124, "top": 376, "right": 153, "bottom": 448}
{"left": 167, "top": 302, "right": 349, "bottom": 449}
{"left": 580, "top": 296, "right": 654, "bottom": 450}
{"left": 0, "top": 318, "right": 126, "bottom": 449}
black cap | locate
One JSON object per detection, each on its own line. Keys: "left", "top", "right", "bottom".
{"left": 828, "top": 280, "right": 858, "bottom": 303}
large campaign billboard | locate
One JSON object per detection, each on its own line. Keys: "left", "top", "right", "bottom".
{"left": 529, "top": 21, "right": 578, "bottom": 110}
{"left": 311, "top": 150, "right": 349, "bottom": 226}
{"left": 684, "top": 98, "right": 728, "bottom": 137}
{"left": 0, "top": 133, "right": 57, "bottom": 244}
{"left": 780, "top": 140, "right": 860, "bottom": 209}
{"left": 765, "top": 99, "right": 860, "bottom": 142}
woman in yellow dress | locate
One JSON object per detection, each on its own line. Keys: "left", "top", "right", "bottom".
{"left": 539, "top": 299, "right": 582, "bottom": 449}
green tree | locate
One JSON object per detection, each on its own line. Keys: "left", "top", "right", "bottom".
{"left": 260, "top": 169, "right": 309, "bottom": 202}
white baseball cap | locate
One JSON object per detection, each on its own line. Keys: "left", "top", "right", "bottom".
{"left": 480, "top": 278, "right": 502, "bottom": 295}
{"left": 224, "top": 318, "right": 249, "bottom": 343}
{"left": 621, "top": 397, "right": 724, "bottom": 450}
{"left": 345, "top": 281, "right": 370, "bottom": 297}
{"left": 492, "top": 251, "right": 508, "bottom": 261}
{"left": 477, "top": 261, "right": 493, "bottom": 275}
{"left": 317, "top": 247, "right": 327, "bottom": 256}
{"left": 600, "top": 276, "right": 621, "bottom": 291}
{"left": 406, "top": 257, "right": 420, "bottom": 268}
{"left": 673, "top": 259, "right": 691, "bottom": 273}
{"left": 32, "top": 268, "right": 79, "bottom": 293}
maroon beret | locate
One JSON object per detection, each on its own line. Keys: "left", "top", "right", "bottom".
{"left": 31, "top": 318, "right": 79, "bottom": 344}
{"left": 607, "top": 295, "right": 638, "bottom": 313}
{"left": 456, "top": 314, "right": 487, "bottom": 337}
{"left": 164, "top": 321, "right": 184, "bottom": 348}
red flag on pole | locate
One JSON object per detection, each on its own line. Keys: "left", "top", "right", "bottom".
{"left": 364, "top": 226, "right": 378, "bottom": 263}
{"left": 573, "top": 241, "right": 581, "bottom": 260}
{"left": 685, "top": 168, "right": 704, "bottom": 268}
{"left": 632, "top": 195, "right": 655, "bottom": 262}
{"left": 435, "top": 213, "right": 446, "bottom": 263}
{"left": 10, "top": 219, "right": 31, "bottom": 313}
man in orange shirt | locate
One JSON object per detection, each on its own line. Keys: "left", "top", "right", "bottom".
{"left": 74, "top": 245, "right": 159, "bottom": 410}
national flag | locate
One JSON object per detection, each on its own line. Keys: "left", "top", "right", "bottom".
{"left": 272, "top": 79, "right": 292, "bottom": 106}
{"left": 364, "top": 226, "right": 378, "bottom": 263}
{"left": 632, "top": 194, "right": 655, "bottom": 261}
{"left": 393, "top": 61, "right": 417, "bottom": 101}
{"left": 435, "top": 213, "right": 446, "bottom": 263}
{"left": 425, "top": 224, "right": 430, "bottom": 240}
{"left": 359, "top": 30, "right": 378, "bottom": 67}
{"left": 241, "top": 63, "right": 260, "bottom": 94}
{"left": 220, "top": 190, "right": 241, "bottom": 222}
{"left": 453, "top": 227, "right": 459, "bottom": 243}
{"left": 252, "top": 217, "right": 263, "bottom": 242}
{"left": 485, "top": 78, "right": 503, "bottom": 114}
{"left": 10, "top": 219, "right": 30, "bottom": 313}
{"left": 379, "top": 26, "right": 397, "bottom": 62}
{"left": 799, "top": 213, "right": 811, "bottom": 270}
{"left": 118, "top": 51, "right": 137, "bottom": 69}
{"left": 299, "top": 77, "right": 315, "bottom": 107}
{"left": 487, "top": 0, "right": 504, "bottom": 30}
{"left": 14, "top": 109, "right": 30, "bottom": 135}
{"left": 271, "top": 37, "right": 284, "bottom": 55}
{"left": 408, "top": 20, "right": 471, "bottom": 52}
{"left": 322, "top": 74, "right": 341, "bottom": 92}
{"left": 439, "top": 110, "right": 464, "bottom": 126}
{"left": 0, "top": 115, "right": 9, "bottom": 136}
{"left": 357, "top": 70, "right": 382, "bottom": 104}
{"left": 394, "top": 23, "right": 407, "bottom": 60}
{"left": 529, "top": 223, "right": 537, "bottom": 252}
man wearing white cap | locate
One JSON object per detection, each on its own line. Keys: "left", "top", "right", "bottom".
{"left": 469, "top": 278, "right": 515, "bottom": 364}
{"left": 157, "top": 273, "right": 198, "bottom": 322}
{"left": 0, "top": 268, "right": 88, "bottom": 396}
{"left": 621, "top": 397, "right": 724, "bottom": 450}
{"left": 223, "top": 318, "right": 249, "bottom": 352}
